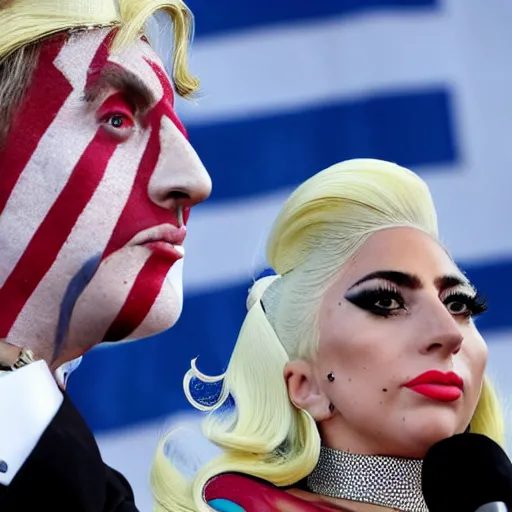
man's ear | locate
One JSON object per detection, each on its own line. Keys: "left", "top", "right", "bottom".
{"left": 284, "top": 360, "right": 332, "bottom": 422}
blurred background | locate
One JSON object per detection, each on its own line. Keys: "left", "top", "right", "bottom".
{"left": 68, "top": 0, "right": 512, "bottom": 508}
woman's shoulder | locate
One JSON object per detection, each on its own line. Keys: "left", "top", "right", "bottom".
{"left": 205, "top": 473, "right": 346, "bottom": 511}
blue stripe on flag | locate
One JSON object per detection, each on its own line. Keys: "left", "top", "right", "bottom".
{"left": 189, "top": 89, "right": 458, "bottom": 203}
{"left": 70, "top": 258, "right": 512, "bottom": 433}
{"left": 188, "top": 0, "right": 438, "bottom": 37}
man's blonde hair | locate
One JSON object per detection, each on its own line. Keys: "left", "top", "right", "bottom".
{"left": 0, "top": 0, "right": 197, "bottom": 146}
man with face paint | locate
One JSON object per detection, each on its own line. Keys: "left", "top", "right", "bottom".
{"left": 0, "top": 0, "right": 211, "bottom": 510}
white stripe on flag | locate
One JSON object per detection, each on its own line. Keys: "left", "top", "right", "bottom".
{"left": 177, "top": 6, "right": 456, "bottom": 123}
{"left": 183, "top": 162, "right": 512, "bottom": 293}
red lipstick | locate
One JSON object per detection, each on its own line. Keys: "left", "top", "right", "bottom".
{"left": 404, "top": 370, "right": 464, "bottom": 402}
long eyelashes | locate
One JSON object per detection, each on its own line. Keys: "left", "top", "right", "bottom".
{"left": 345, "top": 285, "right": 404, "bottom": 317}
{"left": 345, "top": 286, "right": 488, "bottom": 319}
{"left": 442, "top": 291, "right": 488, "bottom": 318}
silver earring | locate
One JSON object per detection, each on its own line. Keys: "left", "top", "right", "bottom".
{"left": 327, "top": 372, "right": 335, "bottom": 382}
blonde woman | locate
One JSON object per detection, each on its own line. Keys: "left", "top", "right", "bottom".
{"left": 152, "top": 159, "right": 504, "bottom": 511}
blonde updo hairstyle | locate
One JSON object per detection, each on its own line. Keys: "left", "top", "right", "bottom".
{"left": 151, "top": 159, "right": 505, "bottom": 512}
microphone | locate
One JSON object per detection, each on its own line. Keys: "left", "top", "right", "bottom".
{"left": 475, "top": 504, "right": 508, "bottom": 512}
{"left": 422, "top": 433, "right": 512, "bottom": 512}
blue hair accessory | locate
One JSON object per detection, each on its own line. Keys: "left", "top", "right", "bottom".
{"left": 183, "top": 358, "right": 232, "bottom": 412}
{"left": 255, "top": 267, "right": 277, "bottom": 280}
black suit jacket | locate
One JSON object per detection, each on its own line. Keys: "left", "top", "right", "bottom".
{"left": 0, "top": 394, "right": 139, "bottom": 511}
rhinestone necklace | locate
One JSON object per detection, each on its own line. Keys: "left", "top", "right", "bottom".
{"left": 306, "top": 447, "right": 428, "bottom": 512}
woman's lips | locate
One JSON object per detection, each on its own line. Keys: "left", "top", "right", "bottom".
{"left": 403, "top": 370, "right": 464, "bottom": 403}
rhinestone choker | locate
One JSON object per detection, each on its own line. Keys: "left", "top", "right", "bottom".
{"left": 306, "top": 446, "right": 428, "bottom": 512}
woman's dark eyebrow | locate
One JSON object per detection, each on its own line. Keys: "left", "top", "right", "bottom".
{"left": 84, "top": 64, "right": 155, "bottom": 115}
{"left": 434, "top": 274, "right": 474, "bottom": 293}
{"left": 347, "top": 270, "right": 472, "bottom": 292}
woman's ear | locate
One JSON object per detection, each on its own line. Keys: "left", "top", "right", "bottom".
{"left": 284, "top": 360, "right": 333, "bottom": 422}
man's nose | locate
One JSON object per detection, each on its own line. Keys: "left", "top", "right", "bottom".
{"left": 148, "top": 117, "right": 212, "bottom": 210}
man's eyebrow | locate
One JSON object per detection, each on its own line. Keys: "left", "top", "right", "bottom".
{"left": 84, "top": 65, "right": 155, "bottom": 115}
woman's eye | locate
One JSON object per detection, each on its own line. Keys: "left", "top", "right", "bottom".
{"left": 445, "top": 300, "right": 468, "bottom": 315}
{"left": 374, "top": 297, "right": 401, "bottom": 310}
{"left": 443, "top": 292, "right": 487, "bottom": 318}
{"left": 345, "top": 288, "right": 405, "bottom": 317}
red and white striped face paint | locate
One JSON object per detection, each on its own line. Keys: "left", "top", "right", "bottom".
{"left": 0, "top": 29, "right": 211, "bottom": 367}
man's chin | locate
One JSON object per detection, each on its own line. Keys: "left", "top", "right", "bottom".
{"left": 110, "top": 290, "right": 184, "bottom": 343}
{"left": 109, "top": 316, "right": 180, "bottom": 344}
{"left": 64, "top": 258, "right": 184, "bottom": 351}
{"left": 112, "top": 258, "right": 186, "bottom": 342}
